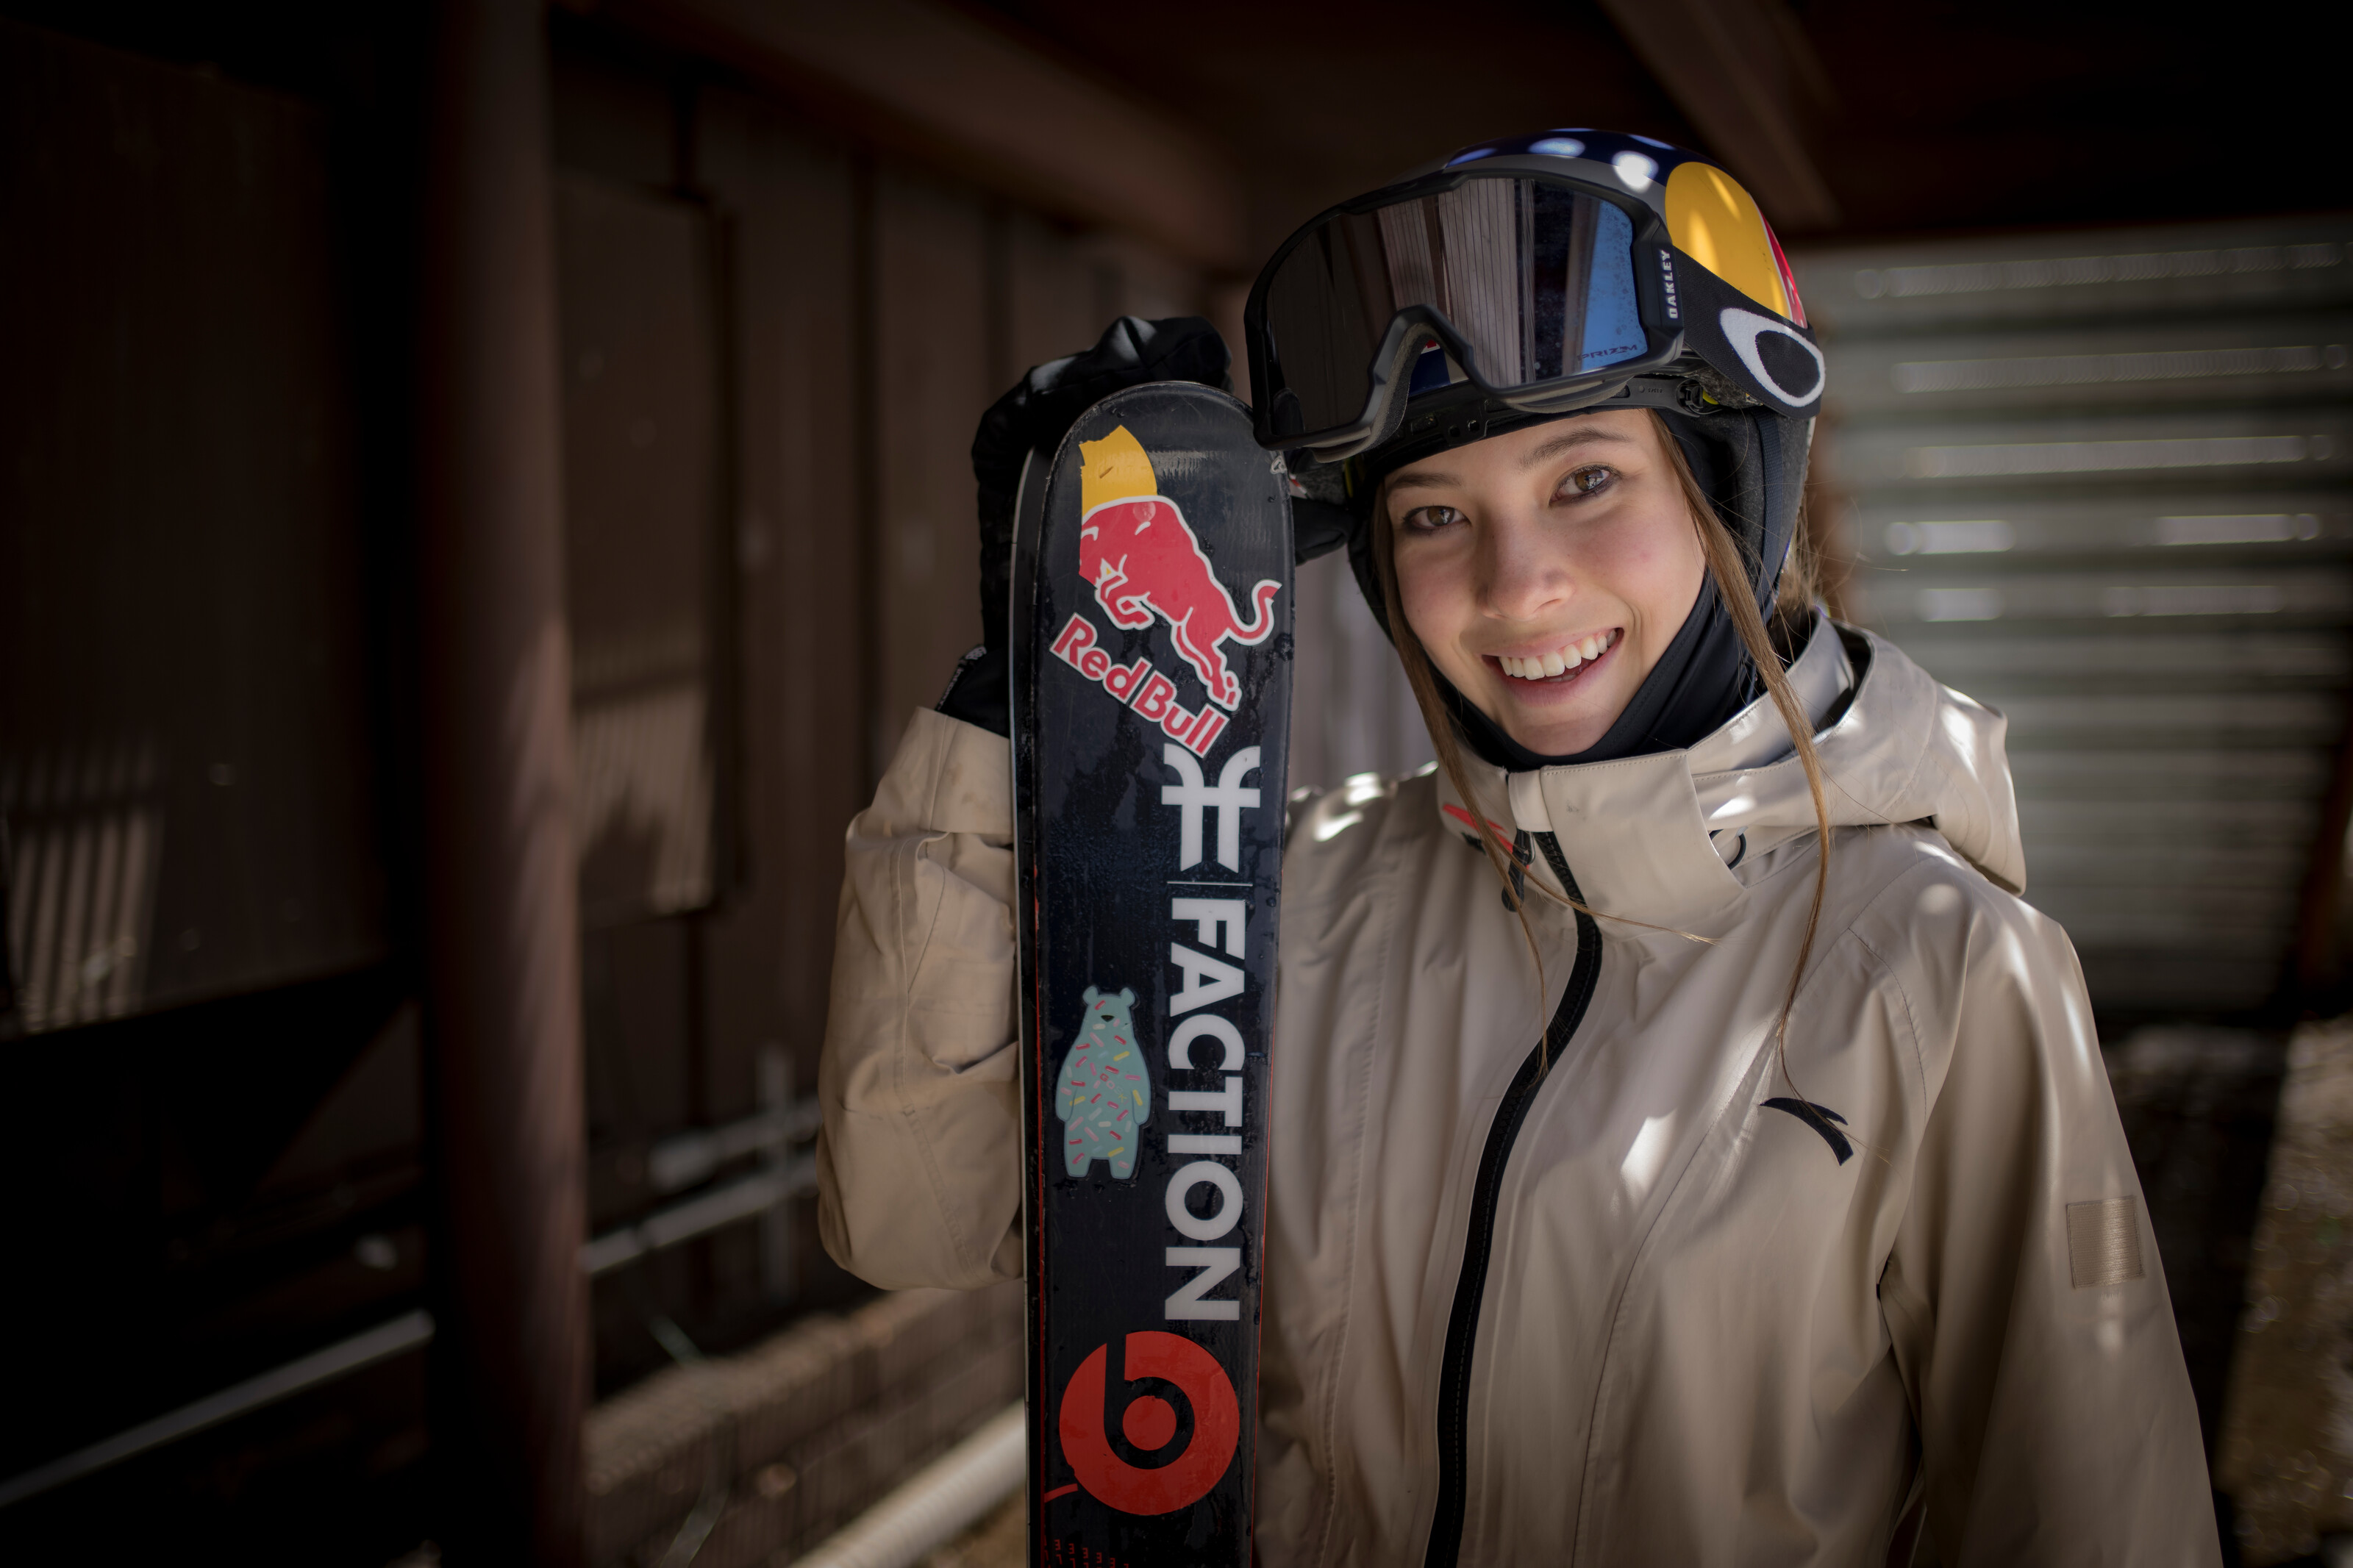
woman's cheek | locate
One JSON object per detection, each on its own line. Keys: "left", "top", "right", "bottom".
{"left": 1606, "top": 513, "right": 1705, "bottom": 626}
{"left": 1393, "top": 547, "right": 1483, "bottom": 690}
{"left": 1393, "top": 545, "right": 1461, "bottom": 646}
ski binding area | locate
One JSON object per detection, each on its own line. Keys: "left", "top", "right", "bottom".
{"left": 1010, "top": 382, "right": 1293, "bottom": 1567}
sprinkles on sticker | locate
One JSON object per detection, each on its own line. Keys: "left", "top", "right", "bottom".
{"left": 1054, "top": 985, "right": 1151, "bottom": 1178}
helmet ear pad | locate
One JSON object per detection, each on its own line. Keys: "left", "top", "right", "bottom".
{"left": 1671, "top": 254, "right": 1825, "bottom": 419}
{"left": 1344, "top": 498, "right": 1393, "bottom": 641}
{"left": 1655, "top": 407, "right": 1812, "bottom": 617}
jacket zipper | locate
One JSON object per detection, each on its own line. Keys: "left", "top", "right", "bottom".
{"left": 1422, "top": 831, "right": 1602, "bottom": 1568}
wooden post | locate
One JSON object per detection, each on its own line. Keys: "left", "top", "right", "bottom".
{"left": 2295, "top": 701, "right": 2353, "bottom": 1000}
{"left": 414, "top": 0, "right": 588, "bottom": 1560}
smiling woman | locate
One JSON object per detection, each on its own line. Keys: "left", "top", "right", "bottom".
{"left": 817, "top": 130, "right": 2223, "bottom": 1568}
{"left": 1374, "top": 405, "right": 1837, "bottom": 1089}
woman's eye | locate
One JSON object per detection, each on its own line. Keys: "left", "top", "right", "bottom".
{"left": 1402, "top": 504, "right": 1467, "bottom": 533}
{"left": 1558, "top": 465, "right": 1615, "bottom": 499}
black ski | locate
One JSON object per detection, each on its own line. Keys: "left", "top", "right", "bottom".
{"left": 1010, "top": 382, "right": 1292, "bottom": 1567}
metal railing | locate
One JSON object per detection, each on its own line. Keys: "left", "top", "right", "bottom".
{"left": 0, "top": 1059, "right": 823, "bottom": 1511}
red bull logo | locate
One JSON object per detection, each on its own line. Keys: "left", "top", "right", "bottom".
{"left": 1072, "top": 424, "right": 1281, "bottom": 715}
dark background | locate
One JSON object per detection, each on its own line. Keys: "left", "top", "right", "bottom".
{"left": 1, "top": 1, "right": 2345, "bottom": 1561}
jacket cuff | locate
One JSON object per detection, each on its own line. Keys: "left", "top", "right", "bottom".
{"left": 871, "top": 706, "right": 1015, "bottom": 839}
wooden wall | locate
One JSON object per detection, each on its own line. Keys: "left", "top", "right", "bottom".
{"left": 0, "top": 7, "right": 1211, "bottom": 1550}
{"left": 541, "top": 19, "right": 1212, "bottom": 1388}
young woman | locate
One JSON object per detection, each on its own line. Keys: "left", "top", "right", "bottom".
{"left": 817, "top": 132, "right": 2219, "bottom": 1565}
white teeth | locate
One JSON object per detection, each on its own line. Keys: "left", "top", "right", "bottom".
{"left": 1500, "top": 633, "right": 1617, "bottom": 681}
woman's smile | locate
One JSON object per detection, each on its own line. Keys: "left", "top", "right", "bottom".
{"left": 1489, "top": 627, "right": 1622, "bottom": 688}
{"left": 1386, "top": 409, "right": 1706, "bottom": 756}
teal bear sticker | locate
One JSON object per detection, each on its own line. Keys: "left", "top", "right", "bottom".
{"left": 1055, "top": 986, "right": 1149, "bottom": 1178}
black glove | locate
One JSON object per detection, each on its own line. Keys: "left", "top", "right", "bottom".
{"left": 935, "top": 315, "right": 1232, "bottom": 736}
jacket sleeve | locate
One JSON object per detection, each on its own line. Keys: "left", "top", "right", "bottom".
{"left": 815, "top": 708, "right": 1023, "bottom": 1291}
{"left": 1877, "top": 895, "right": 2221, "bottom": 1567}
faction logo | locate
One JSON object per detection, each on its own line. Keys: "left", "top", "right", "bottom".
{"left": 1050, "top": 424, "right": 1282, "bottom": 757}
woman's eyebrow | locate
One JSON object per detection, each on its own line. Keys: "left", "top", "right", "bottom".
{"left": 1388, "top": 468, "right": 1459, "bottom": 492}
{"left": 1519, "top": 426, "right": 1638, "bottom": 468}
{"left": 1390, "top": 425, "right": 1638, "bottom": 492}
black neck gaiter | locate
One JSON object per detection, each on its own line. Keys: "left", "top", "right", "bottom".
{"left": 1441, "top": 574, "right": 1763, "bottom": 771}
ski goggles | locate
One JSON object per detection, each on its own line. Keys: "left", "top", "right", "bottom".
{"left": 1244, "top": 136, "right": 1822, "bottom": 460}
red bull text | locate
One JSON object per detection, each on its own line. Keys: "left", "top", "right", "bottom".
{"left": 1050, "top": 613, "right": 1229, "bottom": 758}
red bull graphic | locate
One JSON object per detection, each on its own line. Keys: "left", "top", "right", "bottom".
{"left": 1075, "top": 425, "right": 1281, "bottom": 713}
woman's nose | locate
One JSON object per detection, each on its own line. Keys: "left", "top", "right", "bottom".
{"left": 1477, "top": 509, "right": 1572, "bottom": 623}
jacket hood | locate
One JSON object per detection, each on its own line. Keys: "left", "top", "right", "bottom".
{"left": 1435, "top": 614, "right": 2025, "bottom": 932}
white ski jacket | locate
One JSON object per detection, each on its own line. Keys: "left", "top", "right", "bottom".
{"left": 816, "top": 615, "right": 2219, "bottom": 1567}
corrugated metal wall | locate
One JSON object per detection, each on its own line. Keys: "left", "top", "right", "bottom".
{"left": 1796, "top": 219, "right": 2353, "bottom": 1014}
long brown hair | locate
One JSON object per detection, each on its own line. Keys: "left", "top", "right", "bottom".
{"left": 1369, "top": 410, "right": 1833, "bottom": 1088}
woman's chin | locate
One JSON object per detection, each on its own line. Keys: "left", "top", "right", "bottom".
{"left": 1500, "top": 708, "right": 1615, "bottom": 757}
{"left": 1476, "top": 665, "right": 1632, "bottom": 759}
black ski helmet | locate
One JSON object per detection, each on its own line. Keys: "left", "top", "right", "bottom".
{"left": 1245, "top": 129, "right": 1821, "bottom": 637}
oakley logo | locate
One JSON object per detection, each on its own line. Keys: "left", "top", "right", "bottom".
{"left": 1657, "top": 248, "right": 1680, "bottom": 322}
{"left": 1718, "top": 307, "right": 1824, "bottom": 409}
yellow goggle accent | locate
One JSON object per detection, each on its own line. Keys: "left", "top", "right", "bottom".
{"left": 1665, "top": 163, "right": 1789, "bottom": 321}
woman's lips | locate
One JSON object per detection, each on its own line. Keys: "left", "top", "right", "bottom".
{"left": 1488, "top": 628, "right": 1622, "bottom": 686}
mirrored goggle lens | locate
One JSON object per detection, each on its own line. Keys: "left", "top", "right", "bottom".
{"left": 1260, "top": 179, "right": 1651, "bottom": 441}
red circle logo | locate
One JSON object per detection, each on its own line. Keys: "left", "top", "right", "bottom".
{"left": 1057, "top": 1331, "right": 1240, "bottom": 1514}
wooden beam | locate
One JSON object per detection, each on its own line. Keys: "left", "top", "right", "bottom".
{"left": 416, "top": 0, "right": 590, "bottom": 1558}
{"left": 1598, "top": 0, "right": 1841, "bottom": 234}
{"left": 591, "top": 0, "right": 1249, "bottom": 273}
{"left": 2293, "top": 690, "right": 2353, "bottom": 999}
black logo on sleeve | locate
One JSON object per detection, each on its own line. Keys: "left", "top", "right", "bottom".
{"left": 1763, "top": 1098, "right": 1852, "bottom": 1165}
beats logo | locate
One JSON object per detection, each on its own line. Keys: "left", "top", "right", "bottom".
{"left": 1057, "top": 1331, "right": 1240, "bottom": 1514}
